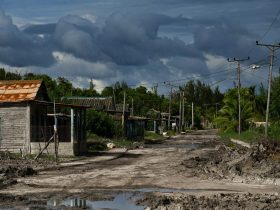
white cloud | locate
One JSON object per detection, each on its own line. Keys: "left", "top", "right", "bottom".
{"left": 205, "top": 53, "right": 228, "bottom": 72}
{"left": 160, "top": 58, "right": 169, "bottom": 65}
{"left": 81, "top": 14, "right": 97, "bottom": 23}
{"left": 49, "top": 51, "right": 115, "bottom": 79}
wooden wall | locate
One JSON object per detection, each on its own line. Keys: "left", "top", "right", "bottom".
{"left": 0, "top": 106, "right": 30, "bottom": 153}
{"left": 125, "top": 120, "right": 145, "bottom": 140}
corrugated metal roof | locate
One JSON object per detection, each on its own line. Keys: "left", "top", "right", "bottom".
{"left": 0, "top": 80, "right": 42, "bottom": 102}
{"left": 61, "top": 96, "right": 113, "bottom": 110}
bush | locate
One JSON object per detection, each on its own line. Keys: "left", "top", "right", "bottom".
{"left": 268, "top": 122, "right": 280, "bottom": 141}
{"left": 86, "top": 110, "right": 117, "bottom": 138}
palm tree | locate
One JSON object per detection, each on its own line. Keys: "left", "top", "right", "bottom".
{"left": 215, "top": 88, "right": 254, "bottom": 132}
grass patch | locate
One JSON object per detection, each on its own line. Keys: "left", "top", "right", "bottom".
{"left": 144, "top": 131, "right": 167, "bottom": 144}
{"left": 112, "top": 138, "right": 135, "bottom": 148}
{"left": 87, "top": 141, "right": 108, "bottom": 152}
{"left": 268, "top": 123, "right": 280, "bottom": 141}
{"left": 219, "top": 123, "right": 280, "bottom": 143}
{"left": 144, "top": 131, "right": 163, "bottom": 140}
{"left": 166, "top": 130, "right": 177, "bottom": 136}
{"left": 87, "top": 133, "right": 136, "bottom": 151}
{"left": 219, "top": 129, "right": 262, "bottom": 143}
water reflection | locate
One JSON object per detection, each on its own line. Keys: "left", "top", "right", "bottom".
{"left": 48, "top": 192, "right": 145, "bottom": 210}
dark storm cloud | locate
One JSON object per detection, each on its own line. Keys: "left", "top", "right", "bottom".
{"left": 0, "top": 9, "right": 267, "bottom": 76}
{"left": 96, "top": 13, "right": 198, "bottom": 65}
{"left": 192, "top": 19, "right": 266, "bottom": 62}
{"left": 53, "top": 13, "right": 201, "bottom": 65}
{"left": 0, "top": 11, "right": 54, "bottom": 67}
{"left": 13, "top": 12, "right": 202, "bottom": 67}
{"left": 23, "top": 23, "right": 56, "bottom": 34}
{"left": 53, "top": 15, "right": 107, "bottom": 62}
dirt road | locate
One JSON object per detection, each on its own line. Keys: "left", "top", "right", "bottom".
{"left": 0, "top": 130, "right": 280, "bottom": 209}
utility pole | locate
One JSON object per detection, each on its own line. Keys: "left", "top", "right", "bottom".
{"left": 112, "top": 86, "right": 116, "bottom": 110}
{"left": 179, "top": 91, "right": 182, "bottom": 132}
{"left": 182, "top": 91, "right": 185, "bottom": 131}
{"left": 215, "top": 103, "right": 218, "bottom": 117}
{"left": 227, "top": 57, "right": 250, "bottom": 135}
{"left": 168, "top": 87, "right": 173, "bottom": 130}
{"left": 53, "top": 100, "right": 58, "bottom": 162}
{"left": 152, "top": 83, "right": 158, "bottom": 95}
{"left": 122, "top": 91, "right": 126, "bottom": 127}
{"left": 256, "top": 41, "right": 280, "bottom": 137}
{"left": 191, "top": 102, "right": 194, "bottom": 129}
{"left": 131, "top": 98, "right": 134, "bottom": 116}
{"left": 164, "top": 82, "right": 182, "bottom": 132}
{"left": 203, "top": 104, "right": 209, "bottom": 128}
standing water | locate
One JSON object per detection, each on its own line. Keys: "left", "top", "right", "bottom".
{"left": 47, "top": 192, "right": 145, "bottom": 210}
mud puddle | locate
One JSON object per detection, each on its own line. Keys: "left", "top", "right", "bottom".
{"left": 48, "top": 192, "right": 145, "bottom": 210}
{"left": 45, "top": 188, "right": 216, "bottom": 209}
{"left": 0, "top": 187, "right": 236, "bottom": 210}
{"left": 47, "top": 188, "right": 238, "bottom": 209}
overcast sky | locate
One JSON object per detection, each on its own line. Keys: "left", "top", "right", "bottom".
{"left": 0, "top": 0, "right": 279, "bottom": 93}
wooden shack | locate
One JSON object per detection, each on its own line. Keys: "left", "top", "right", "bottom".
{"left": 0, "top": 80, "right": 87, "bottom": 156}
{"left": 125, "top": 116, "right": 147, "bottom": 140}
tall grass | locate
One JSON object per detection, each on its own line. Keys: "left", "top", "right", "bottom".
{"left": 268, "top": 122, "right": 280, "bottom": 141}
{"left": 219, "top": 129, "right": 262, "bottom": 143}
{"left": 219, "top": 122, "right": 280, "bottom": 143}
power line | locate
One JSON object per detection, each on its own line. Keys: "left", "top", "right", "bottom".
{"left": 246, "top": 8, "right": 280, "bottom": 56}
{"left": 259, "top": 9, "right": 280, "bottom": 42}
{"left": 163, "top": 68, "right": 233, "bottom": 84}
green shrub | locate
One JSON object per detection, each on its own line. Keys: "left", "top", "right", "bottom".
{"left": 86, "top": 110, "right": 117, "bottom": 138}
{"left": 144, "top": 131, "right": 162, "bottom": 140}
{"left": 268, "top": 122, "right": 280, "bottom": 141}
{"left": 87, "top": 141, "right": 108, "bottom": 152}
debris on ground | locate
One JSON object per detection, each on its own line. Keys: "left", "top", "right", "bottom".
{"left": 139, "top": 192, "right": 280, "bottom": 210}
{"left": 0, "top": 162, "right": 37, "bottom": 188}
{"left": 182, "top": 140, "right": 280, "bottom": 184}
{"left": 106, "top": 142, "right": 116, "bottom": 149}
{"left": 0, "top": 151, "right": 53, "bottom": 189}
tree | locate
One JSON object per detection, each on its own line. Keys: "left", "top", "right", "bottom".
{"left": 215, "top": 88, "right": 254, "bottom": 132}
{"left": 182, "top": 80, "right": 224, "bottom": 127}
{"left": 4, "top": 70, "right": 22, "bottom": 80}
{"left": 86, "top": 110, "right": 117, "bottom": 138}
{"left": 271, "top": 77, "right": 280, "bottom": 121}
{"left": 253, "top": 84, "right": 266, "bottom": 121}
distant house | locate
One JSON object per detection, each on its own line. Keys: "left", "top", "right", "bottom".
{"left": 62, "top": 96, "right": 146, "bottom": 140}
{"left": 0, "top": 80, "right": 87, "bottom": 156}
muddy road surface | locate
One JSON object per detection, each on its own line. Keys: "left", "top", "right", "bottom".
{"left": 0, "top": 130, "right": 280, "bottom": 209}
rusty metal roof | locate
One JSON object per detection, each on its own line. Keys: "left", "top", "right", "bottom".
{"left": 0, "top": 80, "right": 43, "bottom": 102}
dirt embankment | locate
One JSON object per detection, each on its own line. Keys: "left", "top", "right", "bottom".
{"left": 139, "top": 192, "right": 280, "bottom": 210}
{"left": 182, "top": 140, "right": 280, "bottom": 185}
{"left": 0, "top": 151, "right": 43, "bottom": 188}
